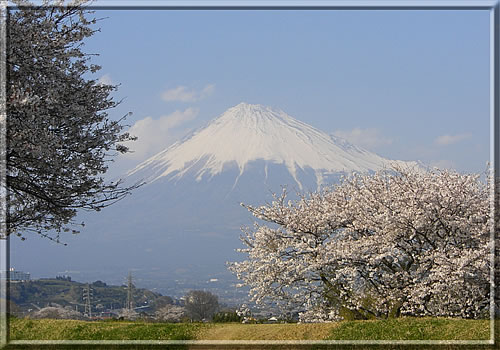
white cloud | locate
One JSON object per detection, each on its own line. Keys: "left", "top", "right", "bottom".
{"left": 332, "top": 128, "right": 393, "bottom": 150}
{"left": 200, "top": 84, "right": 215, "bottom": 98}
{"left": 122, "top": 107, "right": 199, "bottom": 160}
{"left": 434, "top": 133, "right": 471, "bottom": 146}
{"left": 161, "top": 84, "right": 215, "bottom": 103}
{"left": 97, "top": 74, "right": 114, "bottom": 86}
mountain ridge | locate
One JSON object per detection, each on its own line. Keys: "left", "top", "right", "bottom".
{"left": 126, "top": 103, "right": 418, "bottom": 189}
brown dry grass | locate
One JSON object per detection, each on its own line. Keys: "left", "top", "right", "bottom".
{"left": 196, "top": 323, "right": 340, "bottom": 340}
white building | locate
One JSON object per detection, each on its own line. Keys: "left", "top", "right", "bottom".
{"left": 0, "top": 267, "right": 30, "bottom": 282}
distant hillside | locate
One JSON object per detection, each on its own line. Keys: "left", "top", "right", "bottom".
{"left": 9, "top": 278, "right": 174, "bottom": 316}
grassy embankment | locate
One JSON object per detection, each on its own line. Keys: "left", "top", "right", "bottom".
{"left": 8, "top": 317, "right": 491, "bottom": 341}
{"left": 9, "top": 318, "right": 200, "bottom": 341}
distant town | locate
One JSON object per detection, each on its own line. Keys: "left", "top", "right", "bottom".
{"left": 1, "top": 267, "right": 285, "bottom": 323}
{"left": 0, "top": 267, "right": 31, "bottom": 282}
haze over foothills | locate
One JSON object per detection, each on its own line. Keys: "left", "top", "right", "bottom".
{"left": 9, "top": 8, "right": 491, "bottom": 302}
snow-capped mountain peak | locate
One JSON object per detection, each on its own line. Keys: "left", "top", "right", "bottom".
{"left": 127, "top": 103, "right": 417, "bottom": 188}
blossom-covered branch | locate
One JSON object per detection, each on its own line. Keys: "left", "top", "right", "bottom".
{"left": 230, "top": 166, "right": 491, "bottom": 321}
{"left": 6, "top": 1, "right": 141, "bottom": 242}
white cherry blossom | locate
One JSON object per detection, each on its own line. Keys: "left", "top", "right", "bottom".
{"left": 230, "top": 166, "right": 491, "bottom": 321}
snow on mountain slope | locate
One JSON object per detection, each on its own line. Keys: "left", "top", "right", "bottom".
{"left": 127, "top": 103, "right": 418, "bottom": 189}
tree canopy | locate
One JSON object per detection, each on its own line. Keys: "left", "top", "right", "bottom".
{"left": 5, "top": 1, "right": 139, "bottom": 242}
{"left": 184, "top": 290, "right": 219, "bottom": 321}
{"left": 230, "top": 167, "right": 492, "bottom": 321}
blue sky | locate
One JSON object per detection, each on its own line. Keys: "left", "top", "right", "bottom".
{"left": 83, "top": 8, "right": 491, "bottom": 176}
{"left": 5, "top": 4, "right": 494, "bottom": 285}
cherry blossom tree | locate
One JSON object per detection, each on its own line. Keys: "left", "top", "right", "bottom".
{"left": 155, "top": 305, "right": 186, "bottom": 323}
{"left": 230, "top": 166, "right": 491, "bottom": 321}
{"left": 5, "top": 1, "right": 139, "bottom": 242}
{"left": 31, "top": 305, "right": 83, "bottom": 320}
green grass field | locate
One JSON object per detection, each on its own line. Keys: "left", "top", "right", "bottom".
{"left": 7, "top": 317, "right": 491, "bottom": 341}
{"left": 9, "top": 318, "right": 201, "bottom": 341}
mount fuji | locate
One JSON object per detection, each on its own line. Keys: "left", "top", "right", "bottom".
{"left": 11, "top": 103, "right": 420, "bottom": 301}
{"left": 126, "top": 102, "right": 415, "bottom": 189}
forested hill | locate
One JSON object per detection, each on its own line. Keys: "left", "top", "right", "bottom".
{"left": 9, "top": 278, "right": 175, "bottom": 315}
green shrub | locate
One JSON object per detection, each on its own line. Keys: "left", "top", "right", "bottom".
{"left": 212, "top": 311, "right": 242, "bottom": 323}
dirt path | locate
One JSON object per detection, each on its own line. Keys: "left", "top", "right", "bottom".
{"left": 196, "top": 323, "right": 339, "bottom": 340}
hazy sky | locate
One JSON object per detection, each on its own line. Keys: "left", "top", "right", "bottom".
{"left": 83, "top": 8, "right": 491, "bottom": 176}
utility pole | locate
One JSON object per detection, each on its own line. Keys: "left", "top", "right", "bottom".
{"left": 126, "top": 271, "right": 133, "bottom": 310}
{"left": 83, "top": 283, "right": 93, "bottom": 318}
